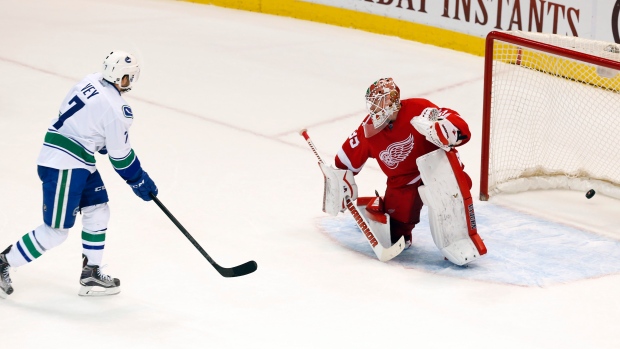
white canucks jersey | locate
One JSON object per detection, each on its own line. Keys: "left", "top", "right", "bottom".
{"left": 37, "top": 73, "right": 141, "bottom": 180}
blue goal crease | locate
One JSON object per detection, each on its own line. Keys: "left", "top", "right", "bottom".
{"left": 316, "top": 201, "right": 620, "bottom": 287}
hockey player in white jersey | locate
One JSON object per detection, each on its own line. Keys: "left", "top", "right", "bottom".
{"left": 0, "top": 50, "right": 158, "bottom": 298}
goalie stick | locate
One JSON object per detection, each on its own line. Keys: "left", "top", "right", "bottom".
{"left": 150, "top": 194, "right": 258, "bottom": 278}
{"left": 299, "top": 129, "right": 405, "bottom": 262}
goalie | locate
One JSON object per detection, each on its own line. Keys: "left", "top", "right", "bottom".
{"left": 327, "top": 77, "right": 486, "bottom": 265}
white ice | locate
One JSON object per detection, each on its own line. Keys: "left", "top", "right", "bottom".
{"left": 1, "top": 0, "right": 619, "bottom": 348}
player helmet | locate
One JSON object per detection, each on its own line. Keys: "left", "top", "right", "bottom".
{"left": 102, "top": 50, "right": 140, "bottom": 92}
{"left": 365, "top": 77, "right": 401, "bottom": 129}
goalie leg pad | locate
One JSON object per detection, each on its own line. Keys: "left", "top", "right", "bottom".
{"left": 417, "top": 149, "right": 486, "bottom": 266}
{"left": 356, "top": 197, "right": 393, "bottom": 250}
{"left": 419, "top": 187, "right": 479, "bottom": 265}
{"left": 349, "top": 198, "right": 405, "bottom": 262}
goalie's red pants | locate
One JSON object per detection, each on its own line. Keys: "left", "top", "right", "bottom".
{"left": 384, "top": 181, "right": 424, "bottom": 244}
{"left": 384, "top": 171, "right": 472, "bottom": 244}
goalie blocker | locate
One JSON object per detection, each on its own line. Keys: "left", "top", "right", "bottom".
{"left": 417, "top": 149, "right": 487, "bottom": 265}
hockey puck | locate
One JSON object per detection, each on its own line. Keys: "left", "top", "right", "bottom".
{"left": 586, "top": 189, "right": 596, "bottom": 199}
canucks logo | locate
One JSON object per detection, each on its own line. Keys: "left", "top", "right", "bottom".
{"left": 125, "top": 56, "right": 132, "bottom": 63}
{"left": 122, "top": 105, "right": 133, "bottom": 118}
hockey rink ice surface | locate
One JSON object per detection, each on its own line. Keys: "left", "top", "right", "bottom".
{"left": 1, "top": 1, "right": 620, "bottom": 348}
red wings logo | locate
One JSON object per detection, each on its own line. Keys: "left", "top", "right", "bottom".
{"left": 379, "top": 134, "right": 414, "bottom": 169}
{"left": 437, "top": 109, "right": 451, "bottom": 119}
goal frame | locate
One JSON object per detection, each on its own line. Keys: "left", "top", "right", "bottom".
{"left": 479, "top": 31, "right": 620, "bottom": 201}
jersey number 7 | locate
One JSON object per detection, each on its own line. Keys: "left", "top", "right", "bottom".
{"left": 53, "top": 95, "right": 85, "bottom": 130}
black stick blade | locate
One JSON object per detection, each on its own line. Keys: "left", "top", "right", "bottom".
{"left": 215, "top": 260, "right": 258, "bottom": 278}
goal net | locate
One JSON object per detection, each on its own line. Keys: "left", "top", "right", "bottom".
{"left": 480, "top": 31, "right": 620, "bottom": 201}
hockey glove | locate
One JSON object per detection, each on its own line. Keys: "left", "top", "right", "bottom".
{"left": 411, "top": 108, "right": 461, "bottom": 151}
{"left": 126, "top": 171, "right": 158, "bottom": 201}
{"left": 318, "top": 163, "right": 358, "bottom": 216}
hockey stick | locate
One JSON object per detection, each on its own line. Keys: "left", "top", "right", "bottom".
{"left": 299, "top": 129, "right": 405, "bottom": 262}
{"left": 150, "top": 194, "right": 257, "bottom": 277}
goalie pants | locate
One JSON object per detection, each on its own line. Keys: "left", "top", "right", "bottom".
{"left": 384, "top": 181, "right": 424, "bottom": 244}
{"left": 4, "top": 167, "right": 110, "bottom": 268}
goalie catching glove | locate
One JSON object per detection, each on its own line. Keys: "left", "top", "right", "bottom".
{"left": 411, "top": 107, "right": 466, "bottom": 151}
{"left": 319, "top": 163, "right": 358, "bottom": 216}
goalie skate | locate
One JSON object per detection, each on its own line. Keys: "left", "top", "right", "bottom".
{"left": 79, "top": 255, "right": 120, "bottom": 296}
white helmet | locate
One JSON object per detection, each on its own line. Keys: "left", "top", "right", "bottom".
{"left": 102, "top": 50, "right": 140, "bottom": 92}
{"left": 365, "top": 77, "right": 401, "bottom": 129}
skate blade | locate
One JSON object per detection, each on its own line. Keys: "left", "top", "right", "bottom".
{"left": 78, "top": 285, "right": 120, "bottom": 297}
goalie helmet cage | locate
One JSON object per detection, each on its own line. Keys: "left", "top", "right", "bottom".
{"left": 479, "top": 31, "right": 620, "bottom": 201}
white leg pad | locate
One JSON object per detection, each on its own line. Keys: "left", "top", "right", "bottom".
{"left": 417, "top": 150, "right": 485, "bottom": 266}
{"left": 356, "top": 198, "right": 392, "bottom": 249}
{"left": 350, "top": 196, "right": 405, "bottom": 262}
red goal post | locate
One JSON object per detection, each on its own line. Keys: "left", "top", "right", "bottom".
{"left": 480, "top": 31, "right": 620, "bottom": 201}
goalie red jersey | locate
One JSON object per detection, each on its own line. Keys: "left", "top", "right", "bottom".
{"left": 334, "top": 87, "right": 472, "bottom": 247}
{"left": 335, "top": 98, "right": 471, "bottom": 189}
{"left": 318, "top": 77, "right": 480, "bottom": 261}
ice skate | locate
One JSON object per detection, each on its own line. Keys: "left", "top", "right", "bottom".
{"left": 79, "top": 255, "right": 120, "bottom": 296}
{"left": 0, "top": 246, "right": 14, "bottom": 299}
{"left": 404, "top": 239, "right": 412, "bottom": 250}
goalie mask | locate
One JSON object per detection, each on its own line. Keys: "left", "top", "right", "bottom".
{"left": 365, "top": 77, "right": 401, "bottom": 129}
{"left": 102, "top": 50, "right": 140, "bottom": 93}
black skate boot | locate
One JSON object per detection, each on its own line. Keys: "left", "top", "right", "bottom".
{"left": 0, "top": 245, "right": 14, "bottom": 299}
{"left": 79, "top": 254, "right": 120, "bottom": 296}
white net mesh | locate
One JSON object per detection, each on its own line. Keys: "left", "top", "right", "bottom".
{"left": 485, "top": 31, "right": 620, "bottom": 199}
